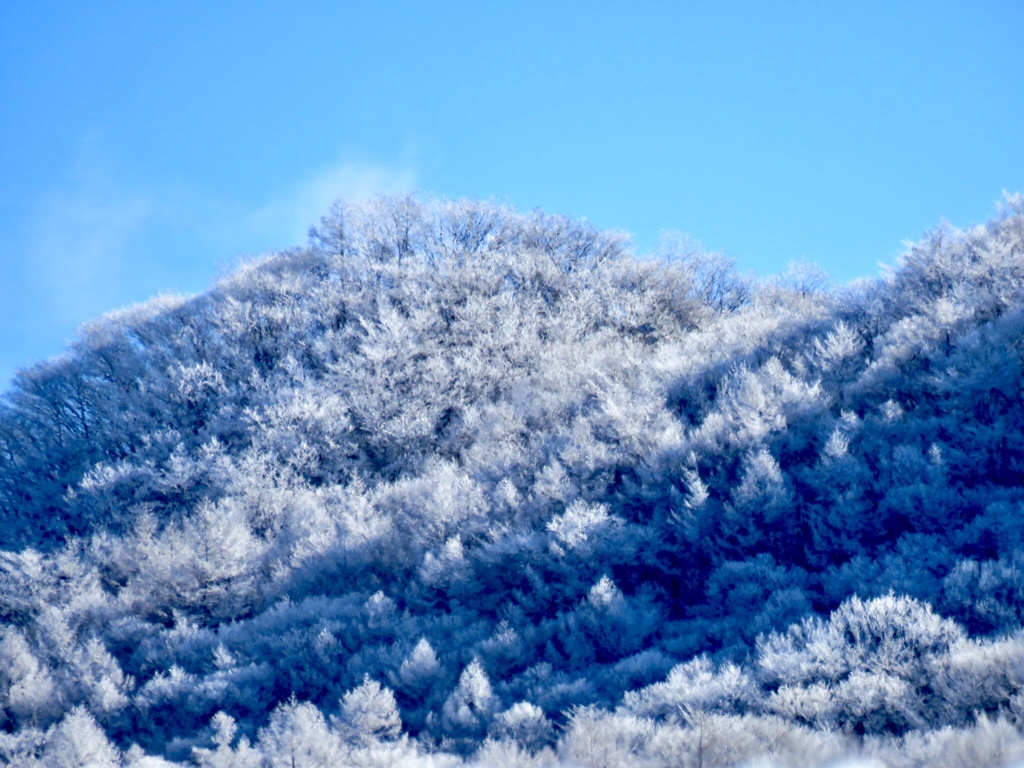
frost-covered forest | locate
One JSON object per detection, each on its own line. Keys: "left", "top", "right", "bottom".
{"left": 3, "top": 195, "right": 1024, "bottom": 767}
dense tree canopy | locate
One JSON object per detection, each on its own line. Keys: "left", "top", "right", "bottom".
{"left": 2, "top": 195, "right": 1024, "bottom": 766}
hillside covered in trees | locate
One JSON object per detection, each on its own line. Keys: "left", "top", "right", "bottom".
{"left": 2, "top": 195, "right": 1024, "bottom": 767}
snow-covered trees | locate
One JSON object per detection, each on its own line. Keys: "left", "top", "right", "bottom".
{"left": 1, "top": 194, "right": 1024, "bottom": 765}
{"left": 337, "top": 676, "right": 402, "bottom": 743}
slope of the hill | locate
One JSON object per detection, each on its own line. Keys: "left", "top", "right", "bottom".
{"left": 2, "top": 195, "right": 1024, "bottom": 766}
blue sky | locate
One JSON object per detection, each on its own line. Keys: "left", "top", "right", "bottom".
{"left": 1, "top": 1, "right": 1022, "bottom": 391}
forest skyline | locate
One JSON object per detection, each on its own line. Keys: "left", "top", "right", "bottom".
{"left": 3, "top": 1, "right": 1023, "bottom": 391}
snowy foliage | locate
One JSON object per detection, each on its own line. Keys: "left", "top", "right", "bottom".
{"left": 2, "top": 194, "right": 1024, "bottom": 765}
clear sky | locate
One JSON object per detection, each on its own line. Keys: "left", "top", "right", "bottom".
{"left": 1, "top": 1, "right": 1022, "bottom": 391}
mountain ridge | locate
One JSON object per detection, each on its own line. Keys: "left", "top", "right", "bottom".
{"left": 2, "top": 194, "right": 1024, "bottom": 766}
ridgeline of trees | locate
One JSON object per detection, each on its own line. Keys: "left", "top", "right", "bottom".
{"left": 2, "top": 195, "right": 1024, "bottom": 767}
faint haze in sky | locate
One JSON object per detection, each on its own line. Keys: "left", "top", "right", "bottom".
{"left": 1, "top": 1, "right": 1022, "bottom": 390}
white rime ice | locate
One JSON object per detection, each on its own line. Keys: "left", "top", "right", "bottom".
{"left": 2, "top": 194, "right": 1024, "bottom": 766}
